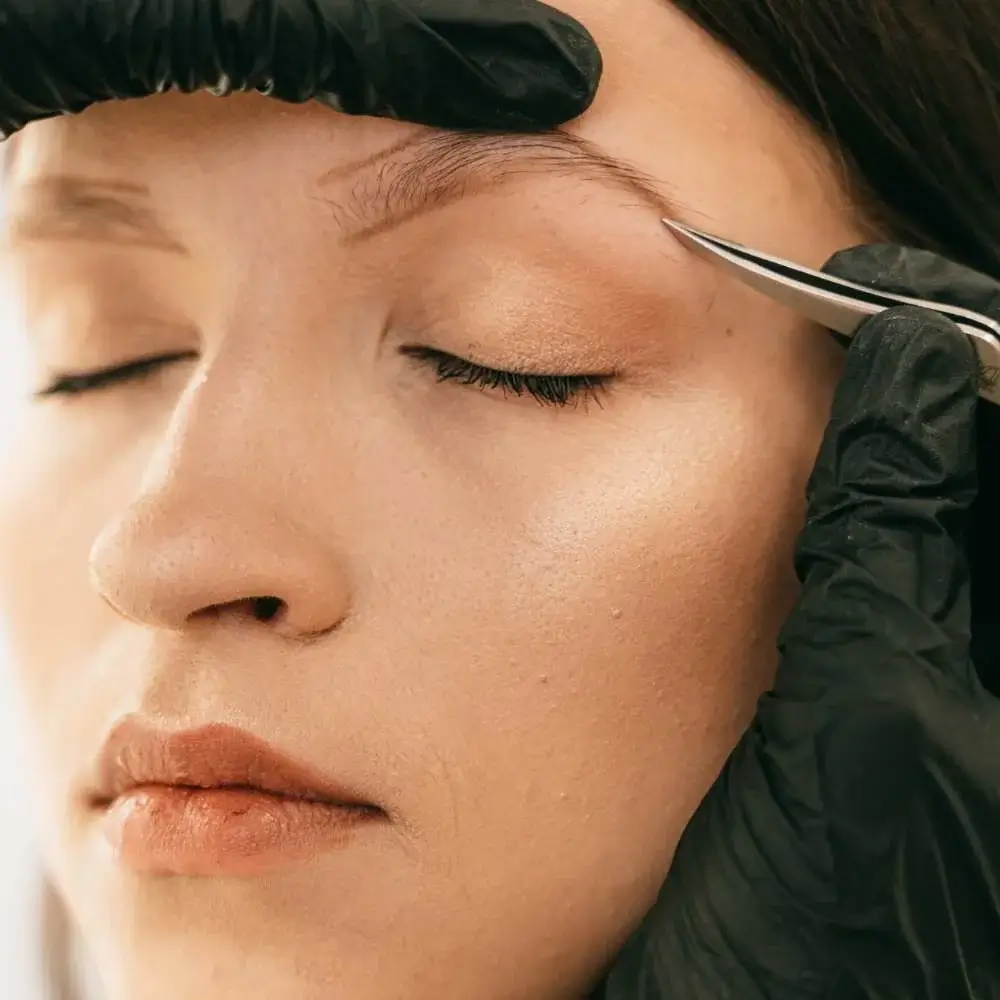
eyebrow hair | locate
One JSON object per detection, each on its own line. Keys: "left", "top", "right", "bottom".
{"left": 4, "top": 174, "right": 190, "bottom": 254}
{"left": 315, "top": 130, "right": 685, "bottom": 242}
{"left": 1, "top": 129, "right": 684, "bottom": 254}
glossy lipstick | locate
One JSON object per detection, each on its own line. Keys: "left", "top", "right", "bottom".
{"left": 90, "top": 719, "right": 384, "bottom": 876}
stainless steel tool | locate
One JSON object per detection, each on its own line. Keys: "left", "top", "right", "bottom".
{"left": 662, "top": 218, "right": 1000, "bottom": 404}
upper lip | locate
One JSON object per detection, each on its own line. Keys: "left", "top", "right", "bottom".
{"left": 89, "top": 717, "right": 377, "bottom": 810}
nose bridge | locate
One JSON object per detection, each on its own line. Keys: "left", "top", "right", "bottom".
{"left": 89, "top": 285, "right": 352, "bottom": 639}
{"left": 137, "top": 266, "right": 314, "bottom": 513}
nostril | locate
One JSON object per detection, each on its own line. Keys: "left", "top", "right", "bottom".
{"left": 250, "top": 596, "right": 284, "bottom": 623}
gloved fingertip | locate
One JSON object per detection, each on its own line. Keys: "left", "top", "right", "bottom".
{"left": 807, "top": 306, "right": 979, "bottom": 530}
{"left": 451, "top": 4, "right": 603, "bottom": 129}
{"left": 823, "top": 244, "right": 1000, "bottom": 319}
{"left": 544, "top": 4, "right": 603, "bottom": 76}
{"left": 823, "top": 244, "right": 916, "bottom": 287}
{"left": 834, "top": 307, "right": 979, "bottom": 437}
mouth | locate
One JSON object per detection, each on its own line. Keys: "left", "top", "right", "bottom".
{"left": 88, "top": 718, "right": 386, "bottom": 877}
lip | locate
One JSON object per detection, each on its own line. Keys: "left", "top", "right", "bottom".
{"left": 88, "top": 717, "right": 385, "bottom": 876}
{"left": 90, "top": 718, "right": 374, "bottom": 807}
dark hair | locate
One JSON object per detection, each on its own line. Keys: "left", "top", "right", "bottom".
{"left": 668, "top": 0, "right": 1000, "bottom": 688}
{"left": 669, "top": 1, "right": 1000, "bottom": 276}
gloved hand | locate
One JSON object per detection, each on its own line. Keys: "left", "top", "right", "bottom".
{"left": 597, "top": 248, "right": 1000, "bottom": 1000}
{"left": 0, "top": 0, "right": 602, "bottom": 138}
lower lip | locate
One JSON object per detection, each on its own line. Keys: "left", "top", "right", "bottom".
{"left": 99, "top": 786, "right": 381, "bottom": 876}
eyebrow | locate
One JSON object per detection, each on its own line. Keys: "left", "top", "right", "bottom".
{"left": 3, "top": 175, "right": 190, "bottom": 254}
{"left": 315, "top": 130, "right": 684, "bottom": 242}
{"left": 1, "top": 130, "right": 683, "bottom": 254}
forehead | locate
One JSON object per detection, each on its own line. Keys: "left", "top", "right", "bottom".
{"left": 5, "top": 0, "right": 866, "bottom": 266}
{"left": 553, "top": 0, "right": 866, "bottom": 264}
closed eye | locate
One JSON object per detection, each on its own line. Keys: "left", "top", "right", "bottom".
{"left": 402, "top": 345, "right": 612, "bottom": 407}
{"left": 33, "top": 351, "right": 198, "bottom": 398}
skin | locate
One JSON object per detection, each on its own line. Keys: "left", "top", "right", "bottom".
{"left": 0, "top": 2, "right": 868, "bottom": 999}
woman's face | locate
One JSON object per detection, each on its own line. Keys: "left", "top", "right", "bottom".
{"left": 0, "top": 3, "right": 865, "bottom": 999}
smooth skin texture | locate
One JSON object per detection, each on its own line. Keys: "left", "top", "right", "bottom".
{"left": 0, "top": 2, "right": 867, "bottom": 999}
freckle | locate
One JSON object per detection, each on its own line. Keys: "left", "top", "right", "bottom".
{"left": 725, "top": 326, "right": 734, "bottom": 338}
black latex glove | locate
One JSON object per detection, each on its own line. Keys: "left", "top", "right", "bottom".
{"left": 0, "top": 0, "right": 602, "bottom": 138}
{"left": 598, "top": 247, "right": 1000, "bottom": 1000}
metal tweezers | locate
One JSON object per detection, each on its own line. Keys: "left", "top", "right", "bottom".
{"left": 662, "top": 218, "right": 1000, "bottom": 405}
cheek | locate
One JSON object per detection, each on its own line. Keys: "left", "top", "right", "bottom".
{"left": 375, "top": 307, "right": 841, "bottom": 821}
{"left": 354, "top": 366, "right": 830, "bottom": 945}
{"left": 0, "top": 411, "right": 157, "bottom": 781}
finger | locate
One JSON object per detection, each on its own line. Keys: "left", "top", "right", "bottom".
{"left": 778, "top": 307, "right": 979, "bottom": 696}
{"left": 370, "top": 0, "right": 603, "bottom": 129}
{"left": 0, "top": 0, "right": 603, "bottom": 139}
{"left": 823, "top": 244, "right": 1000, "bottom": 320}
{"left": 596, "top": 748, "right": 827, "bottom": 1000}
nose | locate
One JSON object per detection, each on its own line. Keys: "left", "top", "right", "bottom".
{"left": 89, "top": 362, "right": 352, "bottom": 640}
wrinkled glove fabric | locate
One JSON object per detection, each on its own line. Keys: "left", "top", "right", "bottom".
{"left": 0, "top": 0, "right": 602, "bottom": 136}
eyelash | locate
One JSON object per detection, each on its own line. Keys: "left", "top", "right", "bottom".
{"left": 36, "top": 347, "right": 612, "bottom": 408}
{"left": 34, "top": 352, "right": 199, "bottom": 398}
{"left": 400, "top": 346, "right": 610, "bottom": 407}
